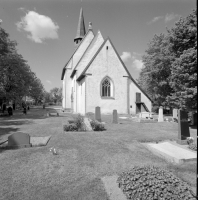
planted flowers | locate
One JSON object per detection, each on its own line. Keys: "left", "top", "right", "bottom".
{"left": 117, "top": 166, "right": 195, "bottom": 200}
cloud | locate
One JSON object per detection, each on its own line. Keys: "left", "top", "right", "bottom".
{"left": 121, "top": 51, "right": 144, "bottom": 71}
{"left": 46, "top": 80, "right": 52, "bottom": 84}
{"left": 165, "top": 13, "right": 180, "bottom": 23}
{"left": 16, "top": 11, "right": 59, "bottom": 43}
{"left": 148, "top": 13, "right": 180, "bottom": 24}
{"left": 120, "top": 52, "right": 132, "bottom": 62}
{"left": 132, "top": 59, "right": 144, "bottom": 70}
{"left": 148, "top": 16, "right": 163, "bottom": 24}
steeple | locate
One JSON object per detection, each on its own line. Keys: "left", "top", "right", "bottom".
{"left": 74, "top": 8, "right": 86, "bottom": 46}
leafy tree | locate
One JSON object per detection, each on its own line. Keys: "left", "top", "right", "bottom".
{"left": 0, "top": 25, "right": 45, "bottom": 104}
{"left": 139, "top": 34, "right": 174, "bottom": 107}
{"left": 167, "top": 10, "right": 197, "bottom": 110}
{"left": 138, "top": 9, "right": 197, "bottom": 110}
{"left": 49, "top": 87, "right": 62, "bottom": 103}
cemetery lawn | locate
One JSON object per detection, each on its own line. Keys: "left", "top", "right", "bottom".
{"left": 0, "top": 107, "right": 197, "bottom": 200}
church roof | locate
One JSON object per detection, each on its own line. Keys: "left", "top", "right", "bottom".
{"left": 74, "top": 8, "right": 86, "bottom": 40}
{"left": 61, "top": 29, "right": 94, "bottom": 80}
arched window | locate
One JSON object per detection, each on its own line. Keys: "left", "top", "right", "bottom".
{"left": 101, "top": 77, "right": 114, "bottom": 98}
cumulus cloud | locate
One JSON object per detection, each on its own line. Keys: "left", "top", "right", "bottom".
{"left": 16, "top": 11, "right": 59, "bottom": 43}
{"left": 46, "top": 80, "right": 52, "bottom": 84}
{"left": 165, "top": 13, "right": 180, "bottom": 23}
{"left": 148, "top": 16, "right": 163, "bottom": 24}
{"left": 120, "top": 52, "right": 132, "bottom": 62}
{"left": 132, "top": 59, "right": 144, "bottom": 70}
{"left": 121, "top": 51, "right": 144, "bottom": 71}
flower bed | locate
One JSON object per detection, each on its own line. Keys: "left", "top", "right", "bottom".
{"left": 117, "top": 166, "right": 196, "bottom": 199}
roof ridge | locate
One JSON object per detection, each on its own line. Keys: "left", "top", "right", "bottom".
{"left": 70, "top": 30, "right": 104, "bottom": 78}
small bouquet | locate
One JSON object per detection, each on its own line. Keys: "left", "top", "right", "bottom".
{"left": 187, "top": 137, "right": 194, "bottom": 144}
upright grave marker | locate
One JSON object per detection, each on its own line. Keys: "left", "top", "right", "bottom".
{"left": 112, "top": 110, "right": 118, "bottom": 124}
{"left": 173, "top": 109, "right": 178, "bottom": 119}
{"left": 8, "top": 132, "right": 32, "bottom": 148}
{"left": 95, "top": 106, "right": 101, "bottom": 122}
{"left": 158, "top": 106, "right": 164, "bottom": 122}
{"left": 177, "top": 109, "right": 190, "bottom": 145}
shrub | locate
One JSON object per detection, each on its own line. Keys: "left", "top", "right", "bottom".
{"left": 117, "top": 166, "right": 195, "bottom": 200}
{"left": 63, "top": 123, "right": 78, "bottom": 132}
{"left": 90, "top": 120, "right": 105, "bottom": 131}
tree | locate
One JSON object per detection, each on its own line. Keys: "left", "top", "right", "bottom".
{"left": 0, "top": 25, "right": 46, "bottom": 104}
{"left": 138, "top": 9, "right": 197, "bottom": 110}
{"left": 167, "top": 10, "right": 197, "bottom": 110}
{"left": 49, "top": 87, "right": 62, "bottom": 104}
{"left": 138, "top": 34, "right": 174, "bottom": 107}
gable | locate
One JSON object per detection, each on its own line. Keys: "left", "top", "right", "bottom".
{"left": 71, "top": 31, "right": 104, "bottom": 79}
{"left": 77, "top": 37, "right": 152, "bottom": 102}
{"left": 61, "top": 30, "right": 94, "bottom": 80}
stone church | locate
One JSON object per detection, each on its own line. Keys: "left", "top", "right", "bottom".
{"left": 61, "top": 8, "right": 152, "bottom": 115}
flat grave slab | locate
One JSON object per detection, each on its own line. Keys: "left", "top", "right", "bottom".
{"left": 145, "top": 141, "right": 197, "bottom": 164}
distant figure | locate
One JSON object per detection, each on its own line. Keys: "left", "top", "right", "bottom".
{"left": 43, "top": 104, "right": 45, "bottom": 109}
{"left": 7, "top": 106, "right": 13, "bottom": 116}
{"left": 23, "top": 107, "right": 27, "bottom": 115}
{"left": 2, "top": 104, "right": 6, "bottom": 114}
{"left": 27, "top": 106, "right": 30, "bottom": 110}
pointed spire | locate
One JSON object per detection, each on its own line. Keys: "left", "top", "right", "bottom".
{"left": 74, "top": 8, "right": 86, "bottom": 45}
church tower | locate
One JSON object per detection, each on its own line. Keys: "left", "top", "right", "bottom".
{"left": 74, "top": 8, "right": 86, "bottom": 46}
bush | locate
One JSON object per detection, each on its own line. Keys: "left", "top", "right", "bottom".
{"left": 90, "top": 120, "right": 105, "bottom": 131}
{"left": 117, "top": 166, "right": 195, "bottom": 200}
{"left": 63, "top": 123, "right": 78, "bottom": 132}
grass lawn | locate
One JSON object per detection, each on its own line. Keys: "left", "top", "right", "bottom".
{"left": 0, "top": 106, "right": 197, "bottom": 200}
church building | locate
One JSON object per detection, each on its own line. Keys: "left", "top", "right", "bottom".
{"left": 61, "top": 8, "right": 152, "bottom": 115}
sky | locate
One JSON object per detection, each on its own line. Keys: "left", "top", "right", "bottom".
{"left": 0, "top": 0, "right": 196, "bottom": 92}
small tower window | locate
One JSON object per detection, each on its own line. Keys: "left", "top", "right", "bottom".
{"left": 106, "top": 46, "right": 108, "bottom": 50}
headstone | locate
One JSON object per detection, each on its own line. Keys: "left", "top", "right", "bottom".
{"left": 83, "top": 117, "right": 93, "bottom": 131}
{"left": 95, "top": 106, "right": 101, "bottom": 122}
{"left": 8, "top": 132, "right": 32, "bottom": 148}
{"left": 173, "top": 109, "right": 178, "bottom": 119}
{"left": 158, "top": 106, "right": 164, "bottom": 122}
{"left": 191, "top": 113, "right": 197, "bottom": 126}
{"left": 57, "top": 113, "right": 59, "bottom": 116}
{"left": 177, "top": 109, "right": 190, "bottom": 145}
{"left": 112, "top": 110, "right": 118, "bottom": 124}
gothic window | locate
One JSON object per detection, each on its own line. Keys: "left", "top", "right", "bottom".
{"left": 101, "top": 77, "right": 113, "bottom": 97}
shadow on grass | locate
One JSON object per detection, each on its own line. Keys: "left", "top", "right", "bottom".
{"left": 0, "top": 127, "right": 19, "bottom": 139}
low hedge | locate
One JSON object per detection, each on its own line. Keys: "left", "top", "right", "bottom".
{"left": 117, "top": 166, "right": 196, "bottom": 200}
{"left": 90, "top": 120, "right": 105, "bottom": 131}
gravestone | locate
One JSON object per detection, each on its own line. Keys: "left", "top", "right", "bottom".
{"left": 83, "top": 117, "right": 93, "bottom": 131}
{"left": 173, "top": 109, "right": 178, "bottom": 119}
{"left": 8, "top": 132, "right": 32, "bottom": 148}
{"left": 112, "top": 110, "right": 118, "bottom": 124}
{"left": 158, "top": 106, "right": 164, "bottom": 122}
{"left": 57, "top": 113, "right": 59, "bottom": 116}
{"left": 177, "top": 109, "right": 190, "bottom": 145}
{"left": 191, "top": 113, "right": 197, "bottom": 126}
{"left": 95, "top": 106, "right": 101, "bottom": 122}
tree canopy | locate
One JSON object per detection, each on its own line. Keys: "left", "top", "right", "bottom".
{"left": 138, "top": 9, "right": 197, "bottom": 111}
{"left": 0, "top": 25, "right": 45, "bottom": 104}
